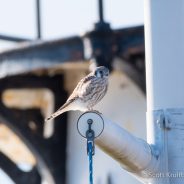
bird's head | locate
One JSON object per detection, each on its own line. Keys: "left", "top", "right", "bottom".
{"left": 94, "top": 66, "right": 109, "bottom": 78}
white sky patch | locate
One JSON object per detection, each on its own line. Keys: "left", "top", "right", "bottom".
{"left": 0, "top": 0, "right": 144, "bottom": 40}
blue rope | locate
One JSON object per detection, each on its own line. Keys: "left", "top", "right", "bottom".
{"left": 87, "top": 141, "right": 94, "bottom": 184}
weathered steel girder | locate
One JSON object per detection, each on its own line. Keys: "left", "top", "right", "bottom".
{"left": 0, "top": 36, "right": 84, "bottom": 77}
{"left": 0, "top": 74, "right": 68, "bottom": 184}
{"left": 0, "top": 152, "right": 41, "bottom": 184}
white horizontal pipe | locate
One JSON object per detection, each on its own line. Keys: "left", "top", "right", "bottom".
{"left": 95, "top": 116, "right": 159, "bottom": 180}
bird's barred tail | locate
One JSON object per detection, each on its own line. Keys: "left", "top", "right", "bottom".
{"left": 45, "top": 107, "right": 68, "bottom": 122}
{"left": 45, "top": 110, "right": 63, "bottom": 122}
{"left": 45, "top": 100, "right": 73, "bottom": 122}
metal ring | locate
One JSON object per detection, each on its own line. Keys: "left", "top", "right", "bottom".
{"left": 77, "top": 111, "right": 104, "bottom": 138}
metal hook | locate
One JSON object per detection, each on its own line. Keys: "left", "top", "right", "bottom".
{"left": 86, "top": 119, "right": 95, "bottom": 155}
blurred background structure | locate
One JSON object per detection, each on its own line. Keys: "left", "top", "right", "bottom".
{"left": 0, "top": 0, "right": 145, "bottom": 183}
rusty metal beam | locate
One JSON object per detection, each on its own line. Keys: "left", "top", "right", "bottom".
{"left": 0, "top": 36, "right": 84, "bottom": 77}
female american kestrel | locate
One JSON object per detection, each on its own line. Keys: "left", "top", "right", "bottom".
{"left": 45, "top": 66, "right": 109, "bottom": 122}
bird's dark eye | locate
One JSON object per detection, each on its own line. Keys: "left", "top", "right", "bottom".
{"left": 95, "top": 70, "right": 103, "bottom": 77}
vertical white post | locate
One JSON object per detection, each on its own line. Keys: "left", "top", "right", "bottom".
{"left": 144, "top": 0, "right": 184, "bottom": 183}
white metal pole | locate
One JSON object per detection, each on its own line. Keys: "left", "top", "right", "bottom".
{"left": 144, "top": 0, "right": 184, "bottom": 111}
{"left": 144, "top": 0, "right": 184, "bottom": 183}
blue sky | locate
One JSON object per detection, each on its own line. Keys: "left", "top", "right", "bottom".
{"left": 0, "top": 0, "right": 144, "bottom": 40}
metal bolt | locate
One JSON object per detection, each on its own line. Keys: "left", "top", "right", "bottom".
{"left": 87, "top": 119, "right": 93, "bottom": 124}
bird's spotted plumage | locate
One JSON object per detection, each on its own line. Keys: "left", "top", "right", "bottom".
{"left": 45, "top": 66, "right": 109, "bottom": 122}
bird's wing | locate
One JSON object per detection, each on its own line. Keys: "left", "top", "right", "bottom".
{"left": 67, "top": 74, "right": 95, "bottom": 101}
